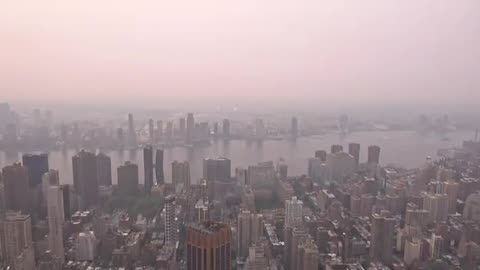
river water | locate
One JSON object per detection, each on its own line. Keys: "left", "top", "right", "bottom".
{"left": 0, "top": 130, "right": 473, "bottom": 185}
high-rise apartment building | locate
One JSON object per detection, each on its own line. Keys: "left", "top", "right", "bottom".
{"left": 369, "top": 211, "right": 395, "bottom": 265}
{"left": 144, "top": 145, "right": 154, "bottom": 194}
{"left": 285, "top": 196, "right": 303, "bottom": 228}
{"left": 331, "top": 144, "right": 343, "bottom": 154}
{"left": 186, "top": 113, "right": 195, "bottom": 144}
{"left": 47, "top": 186, "right": 65, "bottom": 263}
{"left": 22, "top": 153, "right": 49, "bottom": 187}
{"left": 117, "top": 162, "right": 139, "bottom": 196}
{"left": 72, "top": 150, "right": 99, "bottom": 209}
{"left": 96, "top": 152, "right": 112, "bottom": 186}
{"left": 422, "top": 192, "right": 448, "bottom": 223}
{"left": 203, "top": 158, "right": 231, "bottom": 200}
{"left": 3, "top": 162, "right": 31, "bottom": 214}
{"left": 314, "top": 150, "right": 327, "bottom": 162}
{"left": 186, "top": 222, "right": 232, "bottom": 270}
{"left": 440, "top": 180, "right": 459, "bottom": 214}
{"left": 348, "top": 143, "right": 360, "bottom": 168}
{"left": 237, "top": 211, "right": 263, "bottom": 260}
{"left": 127, "top": 113, "right": 137, "bottom": 149}
{"left": 165, "top": 195, "right": 178, "bottom": 244}
{"left": 155, "top": 149, "right": 165, "bottom": 185}
{"left": 0, "top": 211, "right": 35, "bottom": 269}
{"left": 368, "top": 145, "right": 381, "bottom": 164}
{"left": 172, "top": 161, "right": 191, "bottom": 188}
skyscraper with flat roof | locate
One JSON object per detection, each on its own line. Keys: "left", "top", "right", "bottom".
{"left": 127, "top": 113, "right": 136, "bottom": 149}
{"left": 348, "top": 143, "right": 360, "bottom": 168}
{"left": 331, "top": 144, "right": 343, "bottom": 154}
{"left": 186, "top": 113, "right": 195, "bottom": 144}
{"left": 285, "top": 196, "right": 303, "bottom": 228}
{"left": 0, "top": 211, "right": 35, "bottom": 269}
{"left": 368, "top": 145, "right": 381, "bottom": 164}
{"left": 203, "top": 158, "right": 231, "bottom": 200}
{"left": 47, "top": 186, "right": 65, "bottom": 263}
{"left": 22, "top": 153, "right": 49, "bottom": 187}
{"left": 144, "top": 145, "right": 154, "bottom": 194}
{"left": 148, "top": 118, "right": 155, "bottom": 144}
{"left": 96, "top": 152, "right": 112, "bottom": 186}
{"left": 72, "top": 150, "right": 99, "bottom": 209}
{"left": 186, "top": 222, "right": 232, "bottom": 270}
{"left": 155, "top": 149, "right": 165, "bottom": 185}
{"left": 165, "top": 195, "right": 178, "bottom": 244}
{"left": 369, "top": 211, "right": 395, "bottom": 265}
{"left": 117, "top": 162, "right": 139, "bottom": 196}
{"left": 3, "top": 162, "right": 31, "bottom": 214}
{"left": 172, "top": 161, "right": 191, "bottom": 189}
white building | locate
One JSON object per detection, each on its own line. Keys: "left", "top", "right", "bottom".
{"left": 285, "top": 196, "right": 303, "bottom": 228}
{"left": 75, "top": 231, "right": 96, "bottom": 261}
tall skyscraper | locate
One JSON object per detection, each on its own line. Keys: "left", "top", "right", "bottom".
{"left": 186, "top": 222, "right": 232, "bottom": 270}
{"left": 0, "top": 183, "right": 6, "bottom": 219}
{"left": 96, "top": 152, "right": 112, "bottom": 186}
{"left": 3, "top": 162, "right": 31, "bottom": 214}
{"left": 117, "top": 162, "right": 139, "bottom": 196}
{"left": 60, "top": 185, "right": 71, "bottom": 220}
{"left": 42, "top": 170, "right": 60, "bottom": 216}
{"left": 72, "top": 150, "right": 99, "bottom": 209}
{"left": 222, "top": 119, "right": 230, "bottom": 138}
{"left": 47, "top": 186, "right": 65, "bottom": 263}
{"left": 127, "top": 113, "right": 137, "bottom": 149}
{"left": 237, "top": 211, "right": 263, "bottom": 261}
{"left": 441, "top": 180, "right": 459, "bottom": 214}
{"left": 0, "top": 211, "right": 35, "bottom": 269}
{"left": 314, "top": 150, "right": 327, "bottom": 162}
{"left": 291, "top": 117, "right": 298, "bottom": 138}
{"left": 165, "top": 195, "right": 178, "bottom": 244}
{"left": 156, "top": 120, "right": 163, "bottom": 141}
{"left": 186, "top": 113, "right": 195, "bottom": 144}
{"left": 285, "top": 227, "right": 307, "bottom": 270}
{"left": 203, "top": 158, "right": 231, "bottom": 200}
{"left": 172, "top": 161, "right": 191, "bottom": 188}
{"left": 179, "top": 117, "right": 186, "bottom": 136}
{"left": 423, "top": 192, "right": 448, "bottom": 223}
{"left": 148, "top": 118, "right": 155, "bottom": 144}
{"left": 368, "top": 145, "right": 381, "bottom": 164}
{"left": 369, "top": 211, "right": 395, "bottom": 265}
{"left": 116, "top": 127, "right": 125, "bottom": 148}
{"left": 155, "top": 149, "right": 165, "bottom": 185}
{"left": 285, "top": 196, "right": 303, "bottom": 228}
{"left": 331, "top": 144, "right": 343, "bottom": 154}
{"left": 348, "top": 143, "right": 360, "bottom": 168}
{"left": 143, "top": 145, "right": 154, "bottom": 194}
{"left": 22, "top": 153, "right": 49, "bottom": 187}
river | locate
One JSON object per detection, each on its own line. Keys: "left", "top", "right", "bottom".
{"left": 0, "top": 130, "right": 473, "bottom": 185}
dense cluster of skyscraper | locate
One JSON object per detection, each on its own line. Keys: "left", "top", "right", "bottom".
{"left": 0, "top": 109, "right": 480, "bottom": 270}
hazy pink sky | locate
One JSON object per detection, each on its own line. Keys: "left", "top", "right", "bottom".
{"left": 1, "top": 0, "right": 479, "bottom": 107}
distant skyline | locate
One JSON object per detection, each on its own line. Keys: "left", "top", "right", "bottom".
{"left": 1, "top": 0, "right": 479, "bottom": 109}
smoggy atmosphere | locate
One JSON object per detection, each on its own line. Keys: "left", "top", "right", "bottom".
{"left": 1, "top": 0, "right": 479, "bottom": 109}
